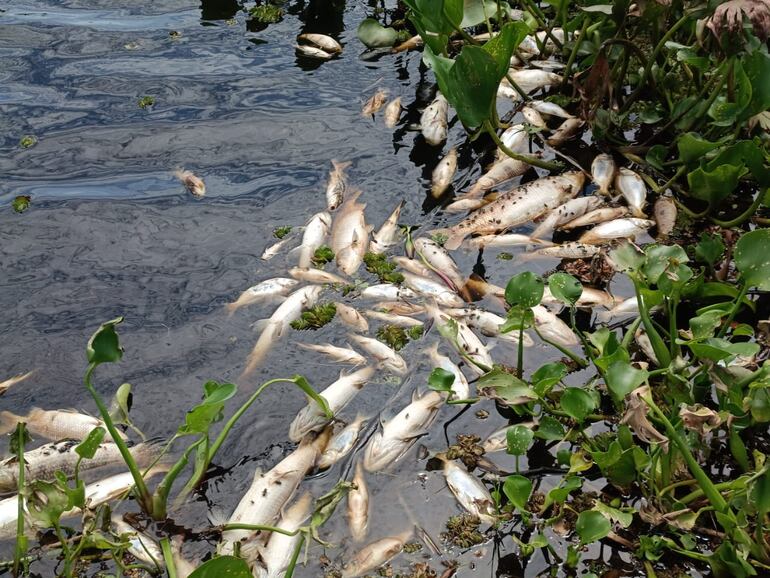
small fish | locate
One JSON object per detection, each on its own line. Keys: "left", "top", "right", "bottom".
{"left": 348, "top": 334, "right": 408, "bottom": 376}
{"left": 414, "top": 237, "right": 464, "bottom": 293}
{"left": 427, "top": 343, "right": 470, "bottom": 400}
{"left": 559, "top": 206, "right": 628, "bottom": 230}
{"left": 579, "top": 218, "right": 655, "bottom": 244}
{"left": 401, "top": 272, "right": 464, "bottom": 307}
{"left": 369, "top": 200, "right": 405, "bottom": 254}
{"left": 341, "top": 530, "right": 412, "bottom": 577}
{"left": 591, "top": 153, "right": 616, "bottom": 195}
{"left": 318, "top": 416, "right": 368, "bottom": 469}
{"left": 331, "top": 191, "right": 369, "bottom": 275}
{"left": 363, "top": 391, "right": 444, "bottom": 471}
{"left": 296, "top": 342, "right": 367, "bottom": 366}
{"left": 326, "top": 160, "right": 352, "bottom": 211}
{"left": 425, "top": 303, "right": 494, "bottom": 374}
{"left": 530, "top": 196, "right": 604, "bottom": 239}
{"left": 521, "top": 106, "right": 546, "bottom": 128}
{"left": 289, "top": 267, "right": 347, "bottom": 285}
{"left": 446, "top": 307, "right": 534, "bottom": 348}
{"left": 347, "top": 461, "right": 369, "bottom": 542}
{"left": 225, "top": 278, "right": 299, "bottom": 316}
{"left": 615, "top": 168, "right": 648, "bottom": 217}
{"left": 174, "top": 168, "right": 205, "bottom": 198}
{"left": 421, "top": 94, "right": 448, "bottom": 146}
{"left": 392, "top": 255, "right": 438, "bottom": 279}
{"left": 441, "top": 458, "right": 496, "bottom": 523}
{"left": 242, "top": 285, "right": 323, "bottom": 377}
{"left": 0, "top": 408, "right": 126, "bottom": 442}
{"left": 444, "top": 197, "right": 491, "bottom": 214}
{"left": 255, "top": 493, "right": 313, "bottom": 578}
{"left": 529, "top": 100, "right": 574, "bottom": 118}
{"left": 112, "top": 515, "right": 163, "bottom": 570}
{"left": 289, "top": 367, "right": 374, "bottom": 442}
{"left": 335, "top": 302, "right": 370, "bottom": 332}
{"left": 654, "top": 196, "right": 677, "bottom": 238}
{"left": 596, "top": 296, "right": 639, "bottom": 322}
{"left": 541, "top": 286, "right": 619, "bottom": 310}
{"left": 462, "top": 233, "right": 545, "bottom": 250}
{"left": 532, "top": 305, "right": 579, "bottom": 346}
{"left": 546, "top": 117, "right": 584, "bottom": 147}
{"left": 362, "top": 89, "right": 389, "bottom": 117}
{"left": 392, "top": 35, "right": 423, "bottom": 53}
{"left": 431, "top": 148, "right": 457, "bottom": 198}
{"left": 481, "top": 426, "right": 511, "bottom": 453}
{"left": 521, "top": 241, "right": 602, "bottom": 260}
{"left": 365, "top": 310, "right": 423, "bottom": 328}
{"left": 371, "top": 301, "right": 425, "bottom": 316}
{"left": 495, "top": 124, "right": 529, "bottom": 162}
{"left": 443, "top": 172, "right": 585, "bottom": 251}
{"left": 359, "top": 284, "right": 417, "bottom": 301}
{"left": 383, "top": 97, "right": 402, "bottom": 128}
{"left": 261, "top": 236, "right": 296, "bottom": 261}
{"left": 295, "top": 44, "right": 334, "bottom": 59}
{"left": 499, "top": 69, "right": 562, "bottom": 98}
{"left": 298, "top": 211, "right": 332, "bottom": 268}
{"left": 297, "top": 33, "right": 342, "bottom": 54}
{"left": 0, "top": 371, "right": 34, "bottom": 396}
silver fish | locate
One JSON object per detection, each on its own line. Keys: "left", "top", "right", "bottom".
{"left": 463, "top": 158, "right": 529, "bottom": 201}
{"left": 254, "top": 492, "right": 313, "bottom": 578}
{"left": 289, "top": 367, "right": 374, "bottom": 442}
{"left": 317, "top": 415, "right": 368, "bottom": 469}
{"left": 331, "top": 191, "right": 369, "bottom": 275}
{"left": 596, "top": 297, "right": 639, "bottom": 322}
{"left": 427, "top": 342, "right": 470, "bottom": 401}
{"left": 462, "top": 233, "right": 545, "bottom": 249}
{"left": 348, "top": 334, "right": 408, "bottom": 376}
{"left": 443, "top": 172, "right": 585, "bottom": 250}
{"left": 654, "top": 196, "right": 677, "bottom": 238}
{"left": 401, "top": 272, "right": 464, "bottom": 307}
{"left": 371, "top": 301, "right": 425, "bottom": 316}
{"left": 591, "top": 153, "right": 616, "bottom": 195}
{"left": 530, "top": 196, "right": 604, "bottom": 239}
{"left": 529, "top": 100, "right": 574, "bottom": 118}
{"left": 559, "top": 206, "right": 628, "bottom": 230}
{"left": 532, "top": 305, "right": 579, "bottom": 346}
{"left": 615, "top": 168, "right": 648, "bottom": 217}
{"left": 393, "top": 35, "right": 423, "bottom": 53}
{"left": 341, "top": 530, "right": 412, "bottom": 577}
{"left": 499, "top": 69, "right": 562, "bottom": 98}
{"left": 298, "top": 211, "right": 332, "bottom": 268}
{"left": 383, "top": 97, "right": 402, "bottom": 128}
{"left": 445, "top": 307, "right": 534, "bottom": 348}
{"left": 541, "top": 286, "right": 619, "bottom": 310}
{"left": 579, "top": 218, "right": 655, "bottom": 244}
{"left": 0, "top": 408, "right": 125, "bottom": 443}
{"left": 392, "top": 255, "right": 438, "bottom": 279}
{"left": 413, "top": 237, "right": 464, "bottom": 293}
{"left": 296, "top": 342, "right": 367, "bottom": 366}
{"left": 326, "top": 160, "right": 352, "bottom": 211}
{"left": 261, "top": 236, "right": 296, "bottom": 261}
{"left": 112, "top": 515, "right": 163, "bottom": 569}
{"left": 225, "top": 278, "right": 299, "bottom": 316}
{"left": 431, "top": 148, "right": 457, "bottom": 198}
{"left": 347, "top": 461, "right": 369, "bottom": 542}
{"left": 546, "top": 117, "right": 584, "bottom": 147}
{"left": 0, "top": 371, "right": 34, "bottom": 396}
{"left": 362, "top": 89, "right": 389, "bottom": 117}
{"left": 174, "top": 168, "right": 205, "bottom": 198}
{"left": 295, "top": 44, "right": 334, "bottom": 59}
{"left": 444, "top": 197, "right": 491, "bottom": 214}
{"left": 365, "top": 310, "right": 423, "bottom": 328}
{"left": 421, "top": 94, "right": 448, "bottom": 146}
{"left": 359, "top": 284, "right": 417, "bottom": 301}
{"left": 369, "top": 200, "right": 405, "bottom": 254}
{"left": 297, "top": 33, "right": 341, "bottom": 54}
{"left": 481, "top": 426, "right": 511, "bottom": 453}
{"left": 521, "top": 106, "right": 547, "bottom": 128}
{"left": 288, "top": 267, "right": 347, "bottom": 286}
{"left": 425, "top": 303, "right": 494, "bottom": 374}
{"left": 442, "top": 458, "right": 496, "bottom": 523}
{"left": 520, "top": 241, "right": 602, "bottom": 260}
{"left": 495, "top": 124, "right": 529, "bottom": 162}
{"left": 363, "top": 391, "right": 443, "bottom": 471}
{"left": 335, "top": 302, "right": 370, "bottom": 332}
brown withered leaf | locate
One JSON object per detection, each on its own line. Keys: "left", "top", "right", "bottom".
{"left": 620, "top": 385, "right": 669, "bottom": 452}
{"left": 679, "top": 404, "right": 722, "bottom": 436}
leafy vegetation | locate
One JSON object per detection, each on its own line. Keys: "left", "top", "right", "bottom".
{"left": 363, "top": 251, "right": 404, "bottom": 284}
{"left": 273, "top": 225, "right": 292, "bottom": 239}
{"left": 290, "top": 302, "right": 337, "bottom": 330}
{"left": 312, "top": 245, "right": 335, "bottom": 267}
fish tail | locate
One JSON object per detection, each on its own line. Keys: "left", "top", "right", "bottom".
{"left": 223, "top": 302, "right": 239, "bottom": 317}
{"left": 0, "top": 411, "right": 21, "bottom": 435}
{"left": 331, "top": 159, "right": 352, "bottom": 172}
{"left": 240, "top": 324, "right": 280, "bottom": 379}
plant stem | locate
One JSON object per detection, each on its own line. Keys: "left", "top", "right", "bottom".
{"left": 562, "top": 18, "right": 588, "bottom": 89}
{"left": 221, "top": 523, "right": 299, "bottom": 536}
{"left": 533, "top": 327, "right": 588, "bottom": 367}
{"left": 711, "top": 188, "right": 767, "bottom": 227}
{"left": 630, "top": 276, "right": 671, "bottom": 366}
{"left": 160, "top": 538, "right": 177, "bottom": 578}
{"left": 517, "top": 324, "right": 524, "bottom": 379}
{"left": 484, "top": 120, "right": 563, "bottom": 170}
{"left": 13, "top": 423, "right": 26, "bottom": 578}
{"left": 717, "top": 282, "right": 749, "bottom": 338}
{"left": 284, "top": 532, "right": 306, "bottom": 578}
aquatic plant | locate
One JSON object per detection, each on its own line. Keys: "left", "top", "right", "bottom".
{"left": 290, "top": 302, "right": 337, "bottom": 330}
{"left": 312, "top": 245, "right": 335, "bottom": 267}
{"left": 364, "top": 252, "right": 404, "bottom": 284}
{"left": 137, "top": 96, "right": 155, "bottom": 109}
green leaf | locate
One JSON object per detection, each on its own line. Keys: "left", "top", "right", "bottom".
{"left": 695, "top": 232, "right": 725, "bottom": 267}
{"left": 689, "top": 338, "right": 760, "bottom": 363}
{"left": 357, "top": 18, "right": 399, "bottom": 48}
{"left": 708, "top": 140, "right": 770, "bottom": 187}
{"left": 548, "top": 272, "right": 582, "bottom": 306}
{"left": 708, "top": 60, "right": 751, "bottom": 126}
{"left": 477, "top": 368, "right": 538, "bottom": 406}
{"left": 752, "top": 470, "right": 770, "bottom": 516}
{"left": 503, "top": 474, "right": 532, "bottom": 510}
{"left": 461, "top": 0, "right": 506, "bottom": 27}
{"left": 576, "top": 510, "right": 611, "bottom": 545}
{"left": 542, "top": 476, "right": 582, "bottom": 510}
{"left": 642, "top": 244, "right": 689, "bottom": 285}
{"left": 742, "top": 50, "right": 770, "bottom": 118}
{"left": 735, "top": 229, "right": 770, "bottom": 290}
{"left": 530, "top": 362, "right": 567, "bottom": 396}
{"left": 506, "top": 425, "right": 534, "bottom": 456}
{"left": 9, "top": 423, "right": 31, "bottom": 455}
{"left": 12, "top": 195, "right": 31, "bottom": 213}
{"left": 428, "top": 367, "right": 455, "bottom": 393}
{"left": 87, "top": 317, "right": 125, "bottom": 365}
{"left": 25, "top": 473, "right": 82, "bottom": 528}
{"left": 593, "top": 501, "right": 634, "bottom": 528}
{"left": 676, "top": 133, "right": 724, "bottom": 166}
{"left": 534, "top": 415, "right": 565, "bottom": 440}
{"left": 108, "top": 383, "right": 133, "bottom": 424}
{"left": 203, "top": 381, "right": 238, "bottom": 404}
{"left": 404, "top": 0, "right": 463, "bottom": 55}
{"left": 500, "top": 307, "right": 533, "bottom": 334}
{"left": 687, "top": 162, "right": 744, "bottom": 209}
{"left": 560, "top": 388, "right": 597, "bottom": 422}
{"left": 481, "top": 22, "right": 528, "bottom": 77}
{"left": 608, "top": 241, "right": 645, "bottom": 273}
{"left": 605, "top": 362, "right": 648, "bottom": 404}
{"left": 76, "top": 427, "right": 106, "bottom": 459}
{"left": 504, "top": 272, "right": 544, "bottom": 308}
{"left": 645, "top": 145, "right": 667, "bottom": 171}
{"left": 688, "top": 310, "right": 724, "bottom": 340}
{"left": 188, "top": 556, "right": 253, "bottom": 578}
{"left": 179, "top": 381, "right": 237, "bottom": 435}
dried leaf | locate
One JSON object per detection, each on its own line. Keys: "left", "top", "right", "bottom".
{"left": 619, "top": 385, "right": 669, "bottom": 452}
{"left": 679, "top": 404, "right": 722, "bottom": 436}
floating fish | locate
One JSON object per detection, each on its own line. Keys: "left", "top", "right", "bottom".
{"left": 362, "top": 89, "right": 389, "bottom": 117}
{"left": 347, "top": 461, "right": 369, "bottom": 542}
{"left": 174, "top": 168, "right": 205, "bottom": 198}
{"left": 335, "top": 302, "right": 370, "bottom": 332}
{"left": 369, "top": 201, "right": 404, "bottom": 254}
{"left": 529, "top": 100, "right": 574, "bottom": 118}
{"left": 392, "top": 255, "right": 438, "bottom": 279}
{"left": 499, "top": 69, "right": 562, "bottom": 98}
{"left": 444, "top": 197, "right": 492, "bottom": 214}
{"left": 615, "top": 168, "right": 648, "bottom": 217}
{"left": 431, "top": 148, "right": 457, "bottom": 198}
{"left": 365, "top": 310, "right": 423, "bottom": 328}
{"left": 427, "top": 343, "right": 470, "bottom": 401}
{"left": 546, "top": 117, "right": 584, "bottom": 147}
{"left": 530, "top": 196, "right": 603, "bottom": 239}
{"left": 348, "top": 334, "right": 407, "bottom": 376}
{"left": 414, "top": 238, "right": 464, "bottom": 293}
{"left": 341, "top": 530, "right": 412, "bottom": 577}
{"left": 0, "top": 371, "right": 34, "bottom": 396}
{"left": 297, "top": 33, "right": 342, "bottom": 54}
{"left": 112, "top": 515, "right": 163, "bottom": 570}
{"left": 225, "top": 278, "right": 299, "bottom": 316}
{"left": 541, "top": 286, "right": 619, "bottom": 310}
{"left": 596, "top": 296, "right": 639, "bottom": 322}
{"left": 261, "top": 236, "right": 296, "bottom": 261}
{"left": 0, "top": 408, "right": 126, "bottom": 443}
{"left": 326, "top": 160, "right": 352, "bottom": 211}
{"left": 392, "top": 35, "right": 423, "bottom": 53}
{"left": 295, "top": 44, "right": 334, "bottom": 59}
{"left": 579, "top": 218, "right": 655, "bottom": 244}
{"left": 331, "top": 191, "right": 369, "bottom": 275}
{"left": 532, "top": 305, "right": 579, "bottom": 346}
{"left": 298, "top": 211, "right": 332, "bottom": 268}
{"left": 254, "top": 492, "right": 313, "bottom": 578}
{"left": 591, "top": 154, "right": 616, "bottom": 195}
{"left": 421, "top": 94, "right": 448, "bottom": 146}
{"left": 289, "top": 267, "right": 347, "bottom": 285}
{"left": 481, "top": 426, "right": 512, "bottom": 453}
{"left": 318, "top": 416, "right": 368, "bottom": 470}
{"left": 296, "top": 342, "right": 367, "bottom": 366}
{"left": 559, "top": 206, "right": 628, "bottom": 230}
{"left": 495, "top": 124, "right": 529, "bottom": 162}
{"left": 289, "top": 367, "right": 373, "bottom": 442}
{"left": 654, "top": 196, "right": 677, "bottom": 238}
{"left": 441, "top": 457, "right": 496, "bottom": 523}
{"left": 445, "top": 307, "right": 534, "bottom": 348}
{"left": 383, "top": 97, "right": 402, "bottom": 128}
{"left": 401, "top": 272, "right": 464, "bottom": 307}
{"left": 463, "top": 158, "right": 530, "bottom": 202}
{"left": 425, "top": 303, "right": 494, "bottom": 374}
{"left": 359, "top": 284, "right": 417, "bottom": 301}
{"left": 520, "top": 241, "right": 602, "bottom": 261}
{"left": 462, "top": 233, "right": 544, "bottom": 250}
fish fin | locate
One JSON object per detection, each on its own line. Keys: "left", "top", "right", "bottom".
{"left": 0, "top": 411, "right": 21, "bottom": 435}
{"left": 443, "top": 231, "right": 465, "bottom": 251}
{"left": 331, "top": 159, "right": 352, "bottom": 171}
{"left": 207, "top": 505, "right": 230, "bottom": 527}
{"left": 251, "top": 318, "right": 271, "bottom": 333}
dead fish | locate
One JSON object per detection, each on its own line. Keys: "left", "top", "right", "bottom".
{"left": 445, "top": 307, "right": 534, "bottom": 348}
{"left": 318, "top": 416, "right": 368, "bottom": 469}
{"left": 481, "top": 426, "right": 511, "bottom": 453}
{"left": 341, "top": 530, "right": 412, "bottom": 577}
{"left": 529, "top": 100, "right": 574, "bottom": 118}
{"left": 431, "top": 148, "right": 458, "bottom": 198}
{"left": 421, "top": 94, "right": 448, "bottom": 146}
{"left": 579, "top": 218, "right": 655, "bottom": 245}
{"left": 174, "top": 168, "right": 205, "bottom": 198}
{"left": 654, "top": 196, "right": 677, "bottom": 238}
{"left": 326, "top": 160, "right": 352, "bottom": 211}
{"left": 219, "top": 431, "right": 329, "bottom": 557}
{"left": 596, "top": 296, "right": 639, "bottom": 322}
{"left": 443, "top": 171, "right": 585, "bottom": 250}
{"left": 225, "top": 278, "right": 299, "bottom": 316}
{"left": 546, "top": 117, "right": 584, "bottom": 147}
{"left": 295, "top": 44, "right": 334, "bottom": 59}
{"left": 365, "top": 310, "right": 423, "bottom": 328}
{"left": 289, "top": 367, "right": 374, "bottom": 442}
{"left": 425, "top": 302, "right": 494, "bottom": 373}
{"left": 520, "top": 241, "right": 602, "bottom": 261}
{"left": 427, "top": 342, "right": 470, "bottom": 400}
{"left": 362, "top": 89, "right": 389, "bottom": 117}
{"left": 530, "top": 196, "right": 604, "bottom": 239}
{"left": 0, "top": 408, "right": 127, "bottom": 442}
{"left": 296, "top": 342, "right": 367, "bottom": 366}
{"left": 261, "top": 236, "right": 296, "bottom": 261}
{"left": 532, "top": 305, "right": 579, "bottom": 346}
{"left": 414, "top": 237, "right": 464, "bottom": 292}
{"left": 441, "top": 457, "right": 496, "bottom": 523}
{"left": 521, "top": 106, "right": 547, "bottom": 128}
{"left": 392, "top": 34, "right": 423, "bottom": 53}
{"left": 242, "top": 285, "right": 323, "bottom": 377}
{"left": 256, "top": 493, "right": 313, "bottom": 578}
{"left": 392, "top": 255, "right": 438, "bottom": 279}
{"left": 495, "top": 123, "right": 530, "bottom": 162}
{"left": 463, "top": 233, "right": 546, "bottom": 250}
{"left": 359, "top": 284, "right": 417, "bottom": 301}
{"left": 591, "top": 153, "right": 616, "bottom": 195}
{"left": 371, "top": 301, "right": 425, "bottom": 316}
{"left": 615, "top": 168, "right": 648, "bottom": 217}
{"left": 348, "top": 334, "right": 408, "bottom": 376}
{"left": 499, "top": 69, "right": 562, "bottom": 98}
{"left": 369, "top": 200, "right": 405, "bottom": 254}
{"left": 112, "top": 515, "right": 163, "bottom": 570}
{"left": 402, "top": 272, "right": 464, "bottom": 307}
{"left": 0, "top": 371, "right": 34, "bottom": 396}
{"left": 335, "top": 302, "right": 369, "bottom": 332}
{"left": 541, "top": 286, "right": 619, "bottom": 310}
{"left": 559, "top": 206, "right": 628, "bottom": 230}
{"left": 444, "top": 197, "right": 493, "bottom": 214}
{"left": 298, "top": 211, "right": 332, "bottom": 268}
{"left": 363, "top": 391, "right": 444, "bottom": 471}
{"left": 383, "top": 97, "right": 402, "bottom": 128}
{"left": 297, "top": 33, "right": 342, "bottom": 54}
{"left": 331, "top": 191, "right": 369, "bottom": 275}
{"left": 289, "top": 267, "right": 347, "bottom": 285}
{"left": 466, "top": 158, "right": 531, "bottom": 201}
{"left": 347, "top": 461, "right": 369, "bottom": 542}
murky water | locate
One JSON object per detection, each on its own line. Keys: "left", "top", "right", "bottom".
{"left": 0, "top": 1, "right": 640, "bottom": 576}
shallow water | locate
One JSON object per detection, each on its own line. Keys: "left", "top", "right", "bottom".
{"left": 0, "top": 1, "right": 641, "bottom": 576}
